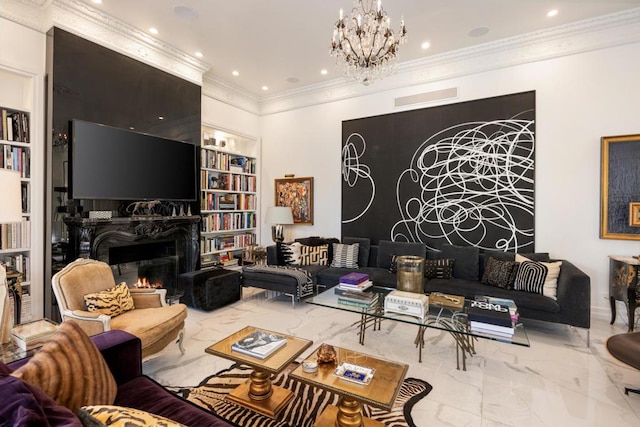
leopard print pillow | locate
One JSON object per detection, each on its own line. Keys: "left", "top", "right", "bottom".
{"left": 84, "top": 282, "right": 135, "bottom": 316}
{"left": 79, "top": 405, "right": 185, "bottom": 426}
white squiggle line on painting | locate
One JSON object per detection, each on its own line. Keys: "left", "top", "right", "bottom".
{"left": 391, "top": 116, "right": 535, "bottom": 251}
{"left": 342, "top": 133, "right": 376, "bottom": 223}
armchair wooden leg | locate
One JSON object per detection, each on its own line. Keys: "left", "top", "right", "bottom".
{"left": 177, "top": 328, "right": 186, "bottom": 355}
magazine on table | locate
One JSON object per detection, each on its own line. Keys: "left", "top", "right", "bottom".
{"left": 231, "top": 330, "right": 288, "bottom": 359}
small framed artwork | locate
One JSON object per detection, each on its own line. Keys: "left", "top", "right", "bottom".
{"left": 601, "top": 134, "right": 640, "bottom": 239}
{"left": 630, "top": 203, "right": 640, "bottom": 227}
{"left": 275, "top": 177, "right": 314, "bottom": 224}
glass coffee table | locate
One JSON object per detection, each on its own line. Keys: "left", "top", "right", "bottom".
{"left": 205, "top": 326, "right": 313, "bottom": 417}
{"left": 290, "top": 344, "right": 408, "bottom": 427}
{"left": 306, "top": 286, "right": 530, "bottom": 370}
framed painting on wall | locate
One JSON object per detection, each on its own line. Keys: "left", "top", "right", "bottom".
{"left": 275, "top": 177, "right": 314, "bottom": 225}
{"left": 601, "top": 134, "right": 640, "bottom": 240}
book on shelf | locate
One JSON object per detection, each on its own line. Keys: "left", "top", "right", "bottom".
{"left": 339, "top": 272, "right": 369, "bottom": 285}
{"left": 467, "top": 300, "right": 512, "bottom": 328}
{"left": 469, "top": 320, "right": 514, "bottom": 335}
{"left": 231, "top": 330, "right": 287, "bottom": 359}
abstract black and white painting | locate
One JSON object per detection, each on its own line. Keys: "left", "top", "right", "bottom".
{"left": 341, "top": 91, "right": 535, "bottom": 252}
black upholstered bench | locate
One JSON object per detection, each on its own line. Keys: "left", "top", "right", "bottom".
{"left": 178, "top": 268, "right": 241, "bottom": 311}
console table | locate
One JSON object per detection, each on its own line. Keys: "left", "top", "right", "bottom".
{"left": 608, "top": 256, "right": 640, "bottom": 331}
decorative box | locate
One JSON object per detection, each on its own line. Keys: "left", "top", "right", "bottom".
{"left": 12, "top": 319, "right": 58, "bottom": 351}
{"left": 384, "top": 290, "right": 429, "bottom": 320}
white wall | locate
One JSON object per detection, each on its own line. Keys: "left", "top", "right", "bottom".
{"left": 259, "top": 41, "right": 640, "bottom": 321}
{"left": 0, "top": 17, "right": 47, "bottom": 319}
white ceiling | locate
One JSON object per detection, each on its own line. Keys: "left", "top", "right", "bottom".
{"left": 80, "top": 0, "right": 640, "bottom": 96}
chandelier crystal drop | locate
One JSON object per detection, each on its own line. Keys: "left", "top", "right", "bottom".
{"left": 331, "top": 0, "right": 407, "bottom": 86}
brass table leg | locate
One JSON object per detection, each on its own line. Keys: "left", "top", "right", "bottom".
{"left": 227, "top": 368, "right": 293, "bottom": 417}
{"left": 314, "top": 396, "right": 384, "bottom": 427}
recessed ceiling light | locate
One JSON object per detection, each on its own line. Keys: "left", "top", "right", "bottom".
{"left": 194, "top": 52, "right": 203, "bottom": 58}
{"left": 129, "top": 126, "right": 134, "bottom": 130}
{"left": 320, "top": 69, "right": 328, "bottom": 75}
{"left": 547, "top": 9, "right": 558, "bottom": 18}
{"left": 158, "top": 116, "right": 164, "bottom": 120}
{"left": 468, "top": 26, "right": 489, "bottom": 38}
{"left": 232, "top": 70, "right": 239, "bottom": 77}
{"left": 149, "top": 28, "right": 158, "bottom": 35}
{"left": 173, "top": 5, "right": 199, "bottom": 21}
{"left": 421, "top": 41, "right": 431, "bottom": 50}
{"left": 262, "top": 86, "right": 269, "bottom": 91}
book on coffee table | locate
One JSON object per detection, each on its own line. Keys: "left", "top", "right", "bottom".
{"left": 231, "top": 330, "right": 288, "bottom": 359}
{"left": 467, "top": 300, "right": 512, "bottom": 328}
{"left": 339, "top": 272, "right": 369, "bottom": 285}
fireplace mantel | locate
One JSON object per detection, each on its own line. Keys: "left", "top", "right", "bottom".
{"left": 64, "top": 216, "right": 200, "bottom": 273}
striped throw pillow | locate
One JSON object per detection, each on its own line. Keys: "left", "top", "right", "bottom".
{"left": 330, "top": 243, "right": 359, "bottom": 268}
{"left": 424, "top": 258, "right": 454, "bottom": 279}
{"left": 513, "top": 261, "right": 547, "bottom": 295}
{"left": 515, "top": 254, "right": 562, "bottom": 299}
{"left": 84, "top": 282, "right": 135, "bottom": 316}
{"left": 12, "top": 320, "right": 117, "bottom": 413}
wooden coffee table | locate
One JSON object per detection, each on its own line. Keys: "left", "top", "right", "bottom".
{"left": 289, "top": 344, "right": 408, "bottom": 427}
{"left": 205, "top": 326, "right": 312, "bottom": 418}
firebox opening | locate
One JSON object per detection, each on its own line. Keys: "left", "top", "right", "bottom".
{"left": 108, "top": 240, "right": 178, "bottom": 289}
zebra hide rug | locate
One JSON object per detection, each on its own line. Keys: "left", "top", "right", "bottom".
{"left": 167, "top": 363, "right": 432, "bottom": 427}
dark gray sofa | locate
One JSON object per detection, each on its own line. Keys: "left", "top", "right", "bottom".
{"left": 245, "top": 237, "right": 591, "bottom": 336}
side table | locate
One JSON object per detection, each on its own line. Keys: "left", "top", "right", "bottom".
{"left": 609, "top": 256, "right": 640, "bottom": 331}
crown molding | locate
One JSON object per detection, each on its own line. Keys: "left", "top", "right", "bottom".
{"left": 202, "top": 74, "right": 261, "bottom": 115}
{"left": 1, "top": 0, "right": 209, "bottom": 85}
{"left": 254, "top": 7, "right": 640, "bottom": 116}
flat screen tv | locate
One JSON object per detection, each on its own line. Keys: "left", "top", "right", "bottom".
{"left": 70, "top": 120, "right": 197, "bottom": 201}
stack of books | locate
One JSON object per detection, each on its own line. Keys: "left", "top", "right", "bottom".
{"left": 231, "top": 330, "right": 287, "bottom": 359}
{"left": 335, "top": 272, "right": 372, "bottom": 293}
{"left": 475, "top": 296, "right": 519, "bottom": 324}
{"left": 467, "top": 300, "right": 515, "bottom": 337}
{"left": 337, "top": 290, "right": 379, "bottom": 309}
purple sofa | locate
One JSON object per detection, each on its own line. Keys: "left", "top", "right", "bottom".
{"left": 2, "top": 330, "right": 235, "bottom": 426}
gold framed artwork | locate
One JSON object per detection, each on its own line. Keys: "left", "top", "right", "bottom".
{"left": 630, "top": 203, "right": 640, "bottom": 227}
{"left": 275, "top": 177, "right": 314, "bottom": 224}
{"left": 601, "top": 134, "right": 640, "bottom": 239}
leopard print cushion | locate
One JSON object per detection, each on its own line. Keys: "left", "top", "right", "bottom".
{"left": 11, "top": 320, "right": 117, "bottom": 413}
{"left": 78, "top": 405, "right": 185, "bottom": 427}
{"left": 84, "top": 282, "right": 135, "bottom": 316}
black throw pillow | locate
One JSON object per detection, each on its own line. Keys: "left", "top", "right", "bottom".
{"left": 441, "top": 244, "right": 479, "bottom": 281}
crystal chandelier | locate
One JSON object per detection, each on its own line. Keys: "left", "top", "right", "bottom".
{"left": 331, "top": 0, "right": 407, "bottom": 86}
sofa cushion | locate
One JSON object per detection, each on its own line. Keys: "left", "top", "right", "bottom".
{"left": 84, "top": 282, "right": 135, "bottom": 316}
{"left": 110, "top": 304, "right": 187, "bottom": 349}
{"left": 482, "top": 250, "right": 551, "bottom": 276}
{"left": 79, "top": 405, "right": 185, "bottom": 426}
{"left": 330, "top": 243, "right": 359, "bottom": 268}
{"left": 424, "top": 259, "right": 454, "bottom": 279}
{"left": 299, "top": 244, "right": 329, "bottom": 265}
{"left": 514, "top": 254, "right": 562, "bottom": 300}
{"left": 0, "top": 372, "right": 82, "bottom": 426}
{"left": 342, "top": 237, "right": 371, "bottom": 268}
{"left": 376, "top": 240, "right": 426, "bottom": 269}
{"left": 115, "top": 376, "right": 233, "bottom": 426}
{"left": 425, "top": 278, "right": 561, "bottom": 313}
{"left": 442, "top": 244, "right": 480, "bottom": 281}
{"left": 295, "top": 237, "right": 340, "bottom": 262}
{"left": 11, "top": 320, "right": 117, "bottom": 414}
{"left": 481, "top": 257, "right": 519, "bottom": 289}
{"left": 278, "top": 242, "right": 302, "bottom": 265}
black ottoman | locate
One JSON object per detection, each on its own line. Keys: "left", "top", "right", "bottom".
{"left": 178, "top": 268, "right": 241, "bottom": 311}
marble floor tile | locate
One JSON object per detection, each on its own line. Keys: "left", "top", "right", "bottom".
{"left": 143, "top": 289, "right": 640, "bottom": 426}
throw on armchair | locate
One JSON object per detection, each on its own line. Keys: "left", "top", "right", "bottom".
{"left": 52, "top": 258, "right": 187, "bottom": 360}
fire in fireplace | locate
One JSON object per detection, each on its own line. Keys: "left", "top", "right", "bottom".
{"left": 109, "top": 240, "right": 178, "bottom": 289}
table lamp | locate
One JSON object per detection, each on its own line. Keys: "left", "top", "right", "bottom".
{"left": 265, "top": 206, "right": 294, "bottom": 243}
{"left": 0, "top": 169, "right": 22, "bottom": 344}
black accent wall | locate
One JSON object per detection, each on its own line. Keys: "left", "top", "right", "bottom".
{"left": 45, "top": 27, "right": 202, "bottom": 318}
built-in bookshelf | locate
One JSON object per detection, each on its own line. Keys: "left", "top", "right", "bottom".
{"left": 0, "top": 103, "right": 33, "bottom": 324}
{"left": 200, "top": 126, "right": 259, "bottom": 268}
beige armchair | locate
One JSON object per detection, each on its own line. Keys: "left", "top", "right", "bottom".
{"left": 52, "top": 258, "right": 187, "bottom": 361}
